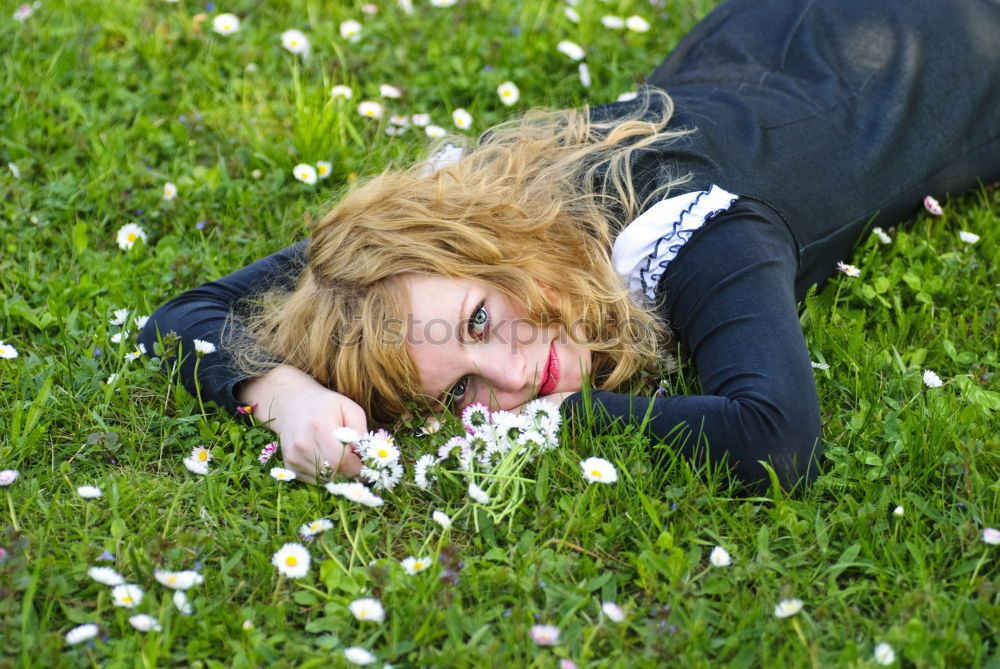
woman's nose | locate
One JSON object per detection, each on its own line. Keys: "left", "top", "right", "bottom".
{"left": 474, "top": 347, "right": 528, "bottom": 393}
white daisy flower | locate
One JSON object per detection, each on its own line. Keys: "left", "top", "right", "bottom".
{"left": 344, "top": 647, "right": 377, "bottom": 666}
{"left": 497, "top": 81, "right": 520, "bottom": 106}
{"left": 411, "top": 113, "right": 431, "bottom": 127}
{"left": 270, "top": 467, "right": 296, "bottom": 482}
{"left": 300, "top": 518, "right": 333, "bottom": 538}
{"left": 212, "top": 13, "right": 240, "bottom": 35}
{"left": 601, "top": 601, "right": 625, "bottom": 623}
{"left": 109, "top": 308, "right": 129, "bottom": 326}
{"left": 349, "top": 597, "right": 385, "bottom": 622}
{"left": 422, "top": 144, "right": 463, "bottom": 176}
{"left": 162, "top": 182, "right": 178, "bottom": 201}
{"left": 892, "top": 505, "right": 904, "bottom": 517}
{"left": 87, "top": 566, "right": 125, "bottom": 586}
{"left": 617, "top": 91, "right": 638, "bottom": 102}
{"left": 379, "top": 84, "right": 403, "bottom": 98}
{"left": 398, "top": 0, "right": 413, "bottom": 13}
{"left": 773, "top": 598, "right": 804, "bottom": 618}
{"left": 432, "top": 510, "right": 451, "bottom": 529}
{"left": 316, "top": 161, "right": 332, "bottom": 179}
{"left": 333, "top": 426, "right": 361, "bottom": 444}
{"left": 580, "top": 456, "right": 617, "bottom": 484}
{"left": 112, "top": 583, "right": 144, "bottom": 608}
{"left": 293, "top": 164, "right": 318, "bottom": 184}
{"left": 0, "top": 341, "right": 18, "bottom": 359}
{"left": 183, "top": 456, "right": 209, "bottom": 475}
{"left": 871, "top": 226, "right": 892, "bottom": 244}
{"left": 420, "top": 416, "right": 442, "bottom": 435}
{"left": 389, "top": 114, "right": 410, "bottom": 127}
{"left": 133, "top": 315, "right": 149, "bottom": 329}
{"left": 425, "top": 124, "right": 447, "bottom": 138}
{"left": 625, "top": 15, "right": 651, "bottom": 32}
{"left": 923, "top": 195, "right": 942, "bottom": 215}
{"left": 360, "top": 462, "right": 402, "bottom": 491}
{"left": 362, "top": 4, "right": 378, "bottom": 14}
{"left": 873, "top": 642, "right": 896, "bottom": 666}
{"left": 105, "top": 374, "right": 119, "bottom": 384}
{"left": 556, "top": 40, "right": 585, "bottom": 61}
{"left": 401, "top": 556, "right": 431, "bottom": 574}
{"left": 77, "top": 485, "right": 102, "bottom": 499}
{"left": 325, "top": 481, "right": 384, "bottom": 507}
{"left": 12, "top": 4, "right": 33, "bottom": 22}
{"left": 331, "top": 85, "right": 353, "bottom": 100}
{"left": 414, "top": 454, "right": 437, "bottom": 490}
{"left": 124, "top": 343, "right": 146, "bottom": 361}
{"left": 530, "top": 624, "right": 561, "bottom": 646}
{"left": 129, "top": 614, "right": 162, "bottom": 632}
{"left": 452, "top": 108, "right": 473, "bottom": 130}
{"left": 468, "top": 482, "right": 491, "bottom": 504}
{"left": 430, "top": 0, "right": 457, "bottom": 5}
{"left": 922, "top": 369, "right": 943, "bottom": 388}
{"left": 116, "top": 223, "right": 147, "bottom": 250}
{"left": 193, "top": 338, "right": 216, "bottom": 355}
{"left": 153, "top": 569, "right": 204, "bottom": 590}
{"left": 959, "top": 231, "right": 980, "bottom": 244}
{"left": 579, "top": 62, "right": 591, "bottom": 88}
{"left": 340, "top": 20, "right": 362, "bottom": 42}
{"left": 810, "top": 361, "right": 830, "bottom": 370}
{"left": 564, "top": 7, "right": 580, "bottom": 23}
{"left": 280, "top": 29, "right": 310, "bottom": 57}
{"left": 7, "top": 162, "right": 20, "bottom": 178}
{"left": 173, "top": 589, "right": 193, "bottom": 615}
{"left": 272, "top": 542, "right": 311, "bottom": 578}
{"left": 835, "top": 261, "right": 861, "bottom": 277}
{"left": 0, "top": 469, "right": 19, "bottom": 486}
{"left": 65, "top": 623, "right": 99, "bottom": 645}
{"left": 110, "top": 331, "right": 129, "bottom": 344}
{"left": 983, "top": 528, "right": 1000, "bottom": 545}
{"left": 601, "top": 15, "right": 625, "bottom": 29}
{"left": 709, "top": 546, "right": 732, "bottom": 567}
{"left": 363, "top": 433, "right": 399, "bottom": 465}
{"left": 357, "top": 101, "right": 383, "bottom": 119}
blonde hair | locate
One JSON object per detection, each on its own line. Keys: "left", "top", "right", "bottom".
{"left": 236, "top": 88, "right": 690, "bottom": 425}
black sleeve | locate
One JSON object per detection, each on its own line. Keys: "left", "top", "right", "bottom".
{"left": 561, "top": 199, "right": 823, "bottom": 490}
{"left": 138, "top": 241, "right": 308, "bottom": 414}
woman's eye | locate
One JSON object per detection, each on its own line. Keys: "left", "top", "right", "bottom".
{"left": 469, "top": 302, "right": 489, "bottom": 337}
{"left": 449, "top": 377, "right": 469, "bottom": 402}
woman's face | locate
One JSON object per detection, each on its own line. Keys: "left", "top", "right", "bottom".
{"left": 402, "top": 274, "right": 592, "bottom": 411}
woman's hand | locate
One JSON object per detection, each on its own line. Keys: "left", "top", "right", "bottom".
{"left": 238, "top": 365, "right": 366, "bottom": 482}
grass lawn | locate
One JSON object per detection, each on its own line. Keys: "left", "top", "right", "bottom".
{"left": 1, "top": 0, "right": 998, "bottom": 666}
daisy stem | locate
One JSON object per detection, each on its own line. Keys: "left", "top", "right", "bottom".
{"left": 968, "top": 549, "right": 989, "bottom": 587}
{"left": 192, "top": 355, "right": 206, "bottom": 417}
{"left": 338, "top": 504, "right": 360, "bottom": 573}
{"left": 5, "top": 491, "right": 19, "bottom": 532}
{"left": 319, "top": 540, "right": 351, "bottom": 577}
{"left": 790, "top": 617, "right": 818, "bottom": 668}
{"left": 276, "top": 488, "right": 281, "bottom": 535}
{"left": 296, "top": 582, "right": 327, "bottom": 602}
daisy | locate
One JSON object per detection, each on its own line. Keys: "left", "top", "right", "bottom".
{"left": 173, "top": 590, "right": 193, "bottom": 615}
{"left": 154, "top": 569, "right": 204, "bottom": 590}
{"left": 110, "top": 331, "right": 129, "bottom": 344}
{"left": 625, "top": 15, "right": 651, "bottom": 32}
{"left": 579, "top": 62, "right": 591, "bottom": 88}
{"left": 361, "top": 462, "right": 402, "bottom": 491}
{"left": 344, "top": 647, "right": 377, "bottom": 666}
{"left": 325, "top": 481, "right": 384, "bottom": 507}
{"left": 13, "top": 4, "right": 33, "bottom": 22}
{"left": 601, "top": 15, "right": 625, "bottom": 29}
{"left": 425, "top": 125, "right": 447, "bottom": 138}
{"left": 601, "top": 601, "right": 625, "bottom": 623}
{"left": 65, "top": 623, "right": 99, "bottom": 645}
{"left": 773, "top": 598, "right": 804, "bottom": 618}
{"left": 212, "top": 13, "right": 240, "bottom": 35}
{"left": 959, "top": 231, "right": 980, "bottom": 244}
{"left": 983, "top": 528, "right": 1000, "bottom": 545}
{"left": 258, "top": 441, "right": 279, "bottom": 464}
{"left": 109, "top": 308, "right": 129, "bottom": 326}
{"left": 7, "top": 162, "right": 19, "bottom": 178}
{"left": 129, "top": 614, "right": 162, "bottom": 632}
{"left": 0, "top": 469, "right": 18, "bottom": 486}
{"left": 362, "top": 4, "right": 378, "bottom": 14}
{"left": 349, "top": 597, "right": 385, "bottom": 622}
{"left": 272, "top": 542, "right": 311, "bottom": 578}
{"left": 363, "top": 432, "right": 399, "bottom": 465}
{"left": 564, "top": 7, "right": 580, "bottom": 23}
{"left": 133, "top": 315, "right": 149, "bottom": 329}
{"left": 430, "top": 0, "right": 457, "bottom": 5}
{"left": 923, "top": 195, "right": 943, "bottom": 215}
{"left": 530, "top": 624, "right": 561, "bottom": 646}
{"left": 414, "top": 454, "right": 437, "bottom": 490}
{"left": 421, "top": 416, "right": 442, "bottom": 435}
{"left": 874, "top": 642, "right": 896, "bottom": 666}
{"left": 872, "top": 226, "right": 892, "bottom": 244}
{"left": 497, "top": 81, "right": 520, "bottom": 106}
{"left": 380, "top": 84, "right": 403, "bottom": 98}
{"left": 280, "top": 29, "right": 310, "bottom": 57}
{"left": 398, "top": 0, "right": 413, "bottom": 13}
{"left": 411, "top": 113, "right": 431, "bottom": 127}
{"left": 116, "top": 223, "right": 147, "bottom": 250}
{"left": 452, "top": 108, "right": 473, "bottom": 130}
{"left": 617, "top": 91, "right": 638, "bottom": 102}
{"left": 316, "top": 161, "right": 332, "bottom": 179}
{"left": 922, "top": 369, "right": 943, "bottom": 388}
{"left": 162, "top": 182, "right": 177, "bottom": 201}
{"left": 468, "top": 482, "right": 491, "bottom": 504}
{"left": 271, "top": 467, "right": 296, "bottom": 482}
{"left": 340, "top": 20, "right": 362, "bottom": 42}
{"left": 125, "top": 344, "right": 146, "bottom": 361}
{"left": 432, "top": 510, "right": 452, "bottom": 529}
{"left": 580, "top": 456, "right": 617, "bottom": 484}
{"left": 105, "top": 374, "right": 119, "bottom": 384}
{"left": 401, "top": 556, "right": 430, "bottom": 574}
{"left": 300, "top": 518, "right": 333, "bottom": 538}
{"left": 87, "top": 566, "right": 125, "bottom": 586}
{"left": 333, "top": 426, "right": 361, "bottom": 443}
{"left": 357, "top": 101, "right": 383, "bottom": 120}
{"left": 423, "top": 144, "right": 463, "bottom": 175}
{"left": 183, "top": 456, "right": 209, "bottom": 475}
{"left": 77, "top": 485, "right": 103, "bottom": 499}
{"left": 293, "top": 164, "right": 318, "bottom": 184}
{"left": 810, "top": 361, "right": 830, "bottom": 370}
{"left": 0, "top": 341, "right": 18, "bottom": 359}
{"left": 892, "top": 505, "right": 904, "bottom": 517}
{"left": 835, "top": 261, "right": 861, "bottom": 277}
{"left": 112, "top": 583, "right": 144, "bottom": 608}
{"left": 193, "top": 338, "right": 216, "bottom": 355}
{"left": 556, "top": 40, "right": 585, "bottom": 61}
{"left": 331, "top": 85, "right": 353, "bottom": 100}
{"left": 709, "top": 546, "right": 732, "bottom": 567}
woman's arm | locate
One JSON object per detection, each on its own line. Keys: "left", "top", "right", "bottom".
{"left": 561, "top": 199, "right": 823, "bottom": 491}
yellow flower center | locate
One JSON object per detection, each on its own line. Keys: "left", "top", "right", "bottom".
{"left": 127, "top": 233, "right": 137, "bottom": 242}
{"left": 123, "top": 596, "right": 132, "bottom": 604}
{"left": 197, "top": 452, "right": 208, "bottom": 462}
{"left": 286, "top": 556, "right": 297, "bottom": 567}
{"left": 169, "top": 575, "right": 177, "bottom": 583}
{"left": 310, "top": 523, "right": 319, "bottom": 530}
{"left": 290, "top": 40, "right": 298, "bottom": 46}
{"left": 503, "top": 91, "right": 511, "bottom": 97}
{"left": 377, "top": 449, "right": 388, "bottom": 458}
{"left": 591, "top": 470, "right": 601, "bottom": 478}
{"left": 413, "top": 561, "right": 423, "bottom": 570}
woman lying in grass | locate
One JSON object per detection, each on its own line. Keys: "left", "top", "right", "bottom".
{"left": 141, "top": 0, "right": 1000, "bottom": 488}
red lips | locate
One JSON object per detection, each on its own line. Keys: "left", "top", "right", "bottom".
{"left": 538, "top": 340, "right": 559, "bottom": 396}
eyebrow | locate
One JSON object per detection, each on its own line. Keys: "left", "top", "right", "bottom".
{"left": 433, "top": 288, "right": 471, "bottom": 405}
